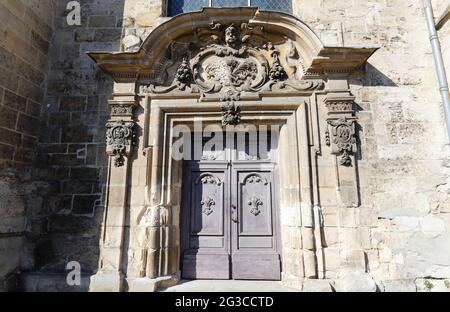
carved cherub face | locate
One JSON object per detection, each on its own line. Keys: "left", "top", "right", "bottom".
{"left": 225, "top": 24, "right": 238, "bottom": 47}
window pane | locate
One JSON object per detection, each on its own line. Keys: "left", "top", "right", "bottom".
{"left": 169, "top": 0, "right": 293, "bottom": 16}
{"left": 169, "top": 0, "right": 209, "bottom": 16}
{"left": 251, "top": 0, "right": 293, "bottom": 13}
{"left": 212, "top": 0, "right": 248, "bottom": 7}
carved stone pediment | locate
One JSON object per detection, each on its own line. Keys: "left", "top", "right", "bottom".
{"left": 89, "top": 8, "right": 378, "bottom": 85}
{"left": 140, "top": 22, "right": 325, "bottom": 99}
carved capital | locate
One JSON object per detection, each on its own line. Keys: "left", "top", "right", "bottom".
{"left": 106, "top": 120, "right": 135, "bottom": 167}
{"left": 110, "top": 103, "right": 135, "bottom": 117}
{"left": 325, "top": 96, "right": 356, "bottom": 115}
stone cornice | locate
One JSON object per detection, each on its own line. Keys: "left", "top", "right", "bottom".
{"left": 87, "top": 8, "right": 378, "bottom": 83}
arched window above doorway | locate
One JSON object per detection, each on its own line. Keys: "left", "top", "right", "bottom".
{"left": 168, "top": 0, "right": 293, "bottom": 16}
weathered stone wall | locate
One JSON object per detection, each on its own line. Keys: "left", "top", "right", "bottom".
{"left": 34, "top": 0, "right": 124, "bottom": 276}
{"left": 437, "top": 1, "right": 450, "bottom": 94}
{"left": 0, "top": 0, "right": 56, "bottom": 291}
{"left": 294, "top": 0, "right": 450, "bottom": 291}
{"left": 31, "top": 0, "right": 167, "bottom": 280}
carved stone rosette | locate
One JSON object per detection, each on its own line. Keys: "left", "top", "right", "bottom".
{"left": 106, "top": 120, "right": 135, "bottom": 167}
{"left": 325, "top": 96, "right": 357, "bottom": 167}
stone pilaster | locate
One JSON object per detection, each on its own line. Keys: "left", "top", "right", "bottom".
{"left": 324, "top": 76, "right": 359, "bottom": 208}
{"left": 90, "top": 83, "right": 137, "bottom": 292}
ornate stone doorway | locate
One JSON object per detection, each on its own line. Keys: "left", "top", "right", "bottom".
{"left": 181, "top": 131, "right": 282, "bottom": 280}
{"left": 87, "top": 8, "right": 377, "bottom": 292}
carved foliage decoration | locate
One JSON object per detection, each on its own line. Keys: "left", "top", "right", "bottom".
{"left": 196, "top": 174, "right": 223, "bottom": 186}
{"left": 326, "top": 118, "right": 357, "bottom": 167}
{"left": 175, "top": 56, "right": 194, "bottom": 90}
{"left": 106, "top": 120, "right": 134, "bottom": 167}
{"left": 269, "top": 51, "right": 287, "bottom": 82}
{"left": 245, "top": 174, "right": 268, "bottom": 185}
{"left": 221, "top": 101, "right": 241, "bottom": 126}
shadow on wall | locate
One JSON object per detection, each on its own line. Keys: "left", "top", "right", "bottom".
{"left": 19, "top": 0, "right": 129, "bottom": 291}
{"left": 362, "top": 63, "right": 399, "bottom": 87}
{"left": 348, "top": 62, "right": 398, "bottom": 211}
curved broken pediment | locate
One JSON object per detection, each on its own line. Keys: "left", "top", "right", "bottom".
{"left": 88, "top": 7, "right": 378, "bottom": 98}
{"left": 141, "top": 21, "right": 326, "bottom": 100}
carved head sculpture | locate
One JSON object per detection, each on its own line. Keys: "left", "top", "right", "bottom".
{"left": 225, "top": 24, "right": 239, "bottom": 48}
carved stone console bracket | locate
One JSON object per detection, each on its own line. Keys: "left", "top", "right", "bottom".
{"left": 106, "top": 91, "right": 137, "bottom": 167}
{"left": 325, "top": 96, "right": 358, "bottom": 167}
{"left": 326, "top": 117, "right": 357, "bottom": 166}
{"left": 106, "top": 120, "right": 135, "bottom": 167}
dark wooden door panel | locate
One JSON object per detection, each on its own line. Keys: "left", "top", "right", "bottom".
{"left": 231, "top": 163, "right": 281, "bottom": 281}
{"left": 232, "top": 254, "right": 281, "bottom": 281}
{"left": 181, "top": 162, "right": 230, "bottom": 279}
{"left": 181, "top": 141, "right": 281, "bottom": 281}
{"left": 190, "top": 172, "right": 225, "bottom": 237}
{"left": 238, "top": 172, "right": 274, "bottom": 236}
{"left": 183, "top": 254, "right": 230, "bottom": 280}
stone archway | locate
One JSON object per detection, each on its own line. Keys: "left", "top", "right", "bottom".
{"left": 87, "top": 7, "right": 377, "bottom": 292}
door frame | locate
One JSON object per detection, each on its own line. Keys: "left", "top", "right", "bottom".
{"left": 136, "top": 94, "right": 322, "bottom": 287}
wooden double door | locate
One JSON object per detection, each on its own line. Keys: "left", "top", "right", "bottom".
{"left": 181, "top": 151, "right": 281, "bottom": 280}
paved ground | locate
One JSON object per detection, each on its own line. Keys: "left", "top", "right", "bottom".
{"left": 160, "top": 280, "right": 300, "bottom": 292}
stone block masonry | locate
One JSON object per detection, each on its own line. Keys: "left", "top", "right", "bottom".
{"left": 0, "top": 0, "right": 57, "bottom": 291}
{"left": 33, "top": 0, "right": 165, "bottom": 277}
{"left": 294, "top": 0, "right": 450, "bottom": 290}
{"left": 34, "top": 0, "right": 126, "bottom": 275}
